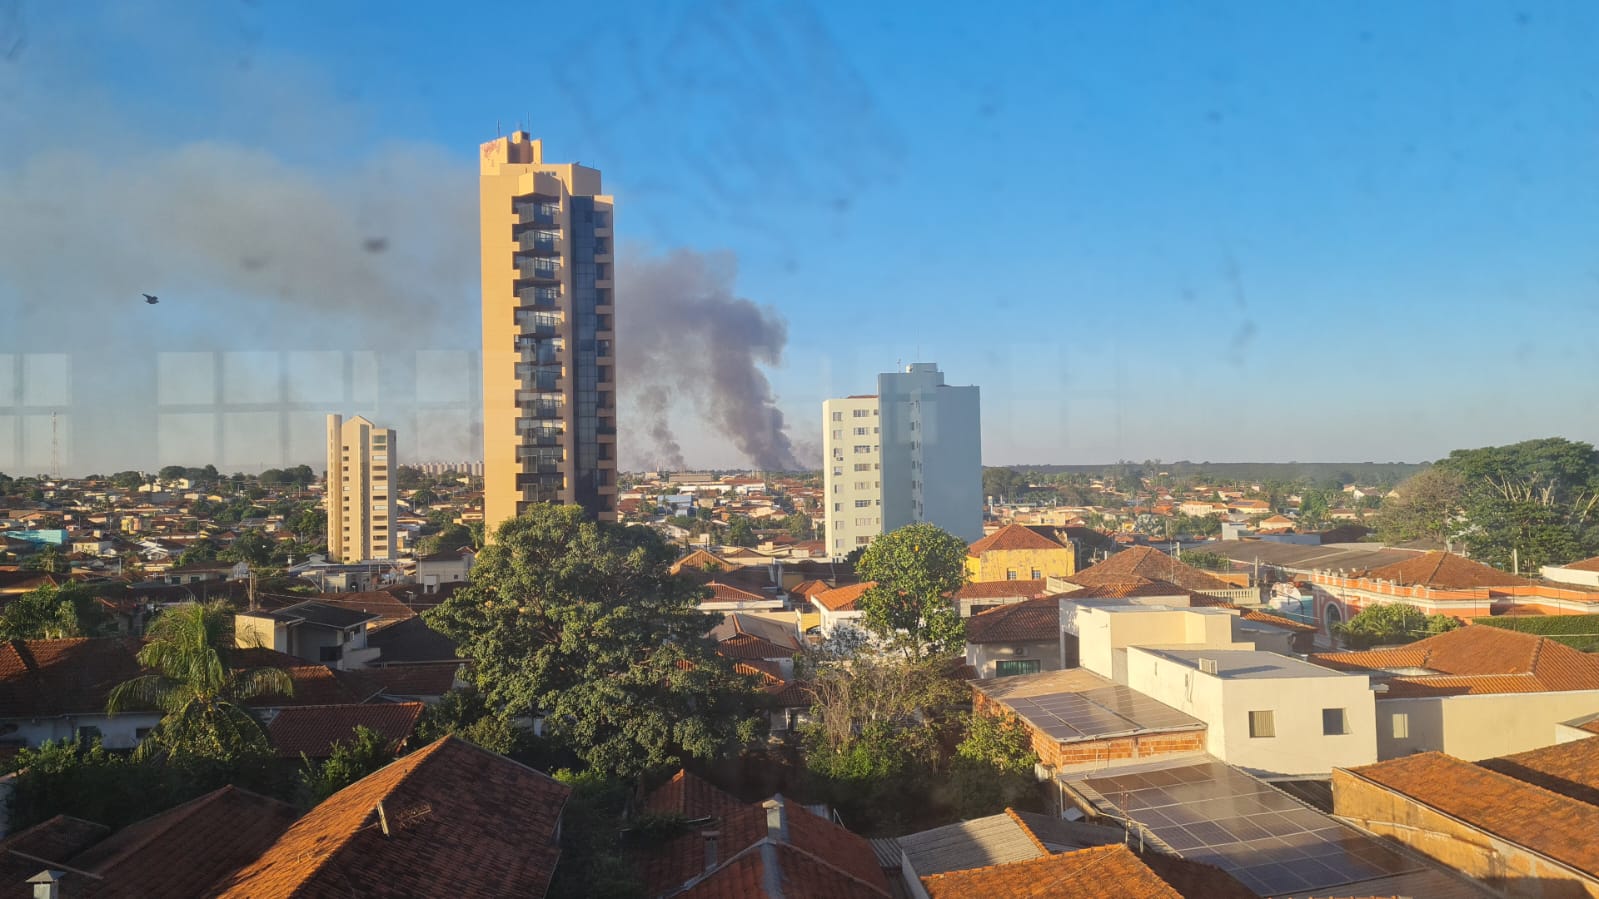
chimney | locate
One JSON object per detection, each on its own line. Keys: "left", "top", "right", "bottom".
{"left": 700, "top": 830, "right": 720, "bottom": 870}
{"left": 27, "top": 870, "right": 64, "bottom": 899}
{"left": 762, "top": 797, "right": 789, "bottom": 842}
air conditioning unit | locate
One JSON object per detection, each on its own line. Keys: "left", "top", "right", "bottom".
{"left": 1198, "top": 658, "right": 1219, "bottom": 675}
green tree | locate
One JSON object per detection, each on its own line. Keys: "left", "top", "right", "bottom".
{"left": 0, "top": 582, "right": 108, "bottom": 639}
{"left": 158, "top": 465, "right": 189, "bottom": 481}
{"left": 110, "top": 470, "right": 146, "bottom": 490}
{"left": 726, "top": 516, "right": 758, "bottom": 548}
{"left": 410, "top": 486, "right": 438, "bottom": 508}
{"left": 982, "top": 467, "right": 1028, "bottom": 500}
{"left": 1297, "top": 489, "right": 1331, "bottom": 530}
{"left": 1334, "top": 603, "right": 1459, "bottom": 650}
{"left": 417, "top": 523, "right": 473, "bottom": 557}
{"left": 1178, "top": 550, "right": 1232, "bottom": 572}
{"left": 19, "top": 546, "right": 67, "bottom": 574}
{"left": 1170, "top": 514, "right": 1223, "bottom": 538}
{"left": 854, "top": 523, "right": 968, "bottom": 660}
{"left": 1374, "top": 467, "right": 1466, "bottom": 545}
{"left": 946, "top": 711, "right": 1041, "bottom": 819}
{"left": 300, "top": 725, "right": 399, "bottom": 805}
{"left": 781, "top": 512, "right": 813, "bottom": 539}
{"left": 107, "top": 603, "right": 294, "bottom": 771}
{"left": 1434, "top": 438, "right": 1599, "bottom": 571}
{"left": 219, "top": 530, "right": 275, "bottom": 567}
{"left": 425, "top": 504, "right": 763, "bottom": 777}
{"left": 177, "top": 540, "right": 220, "bottom": 567}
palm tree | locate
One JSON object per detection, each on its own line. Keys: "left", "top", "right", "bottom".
{"left": 107, "top": 602, "right": 293, "bottom": 764}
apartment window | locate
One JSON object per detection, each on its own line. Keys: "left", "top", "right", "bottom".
{"left": 855, "top": 500, "right": 871, "bottom": 508}
{"left": 853, "top": 409, "right": 870, "bottom": 418}
{"left": 1248, "top": 710, "right": 1276, "bottom": 738}
{"left": 832, "top": 429, "right": 842, "bottom": 439}
{"left": 854, "top": 427, "right": 869, "bottom": 435}
{"left": 853, "top": 445, "right": 871, "bottom": 454}
{"left": 834, "top": 503, "right": 841, "bottom": 512}
{"left": 1391, "top": 712, "right": 1409, "bottom": 739}
{"left": 832, "top": 466, "right": 843, "bottom": 476}
{"left": 1006, "top": 569, "right": 1018, "bottom": 580}
{"left": 1322, "top": 708, "right": 1350, "bottom": 736}
{"left": 854, "top": 463, "right": 871, "bottom": 471}
{"left": 832, "top": 412, "right": 843, "bottom": 422}
{"left": 1031, "top": 569, "right": 1043, "bottom": 579}
{"left": 856, "top": 536, "right": 872, "bottom": 545}
{"left": 995, "top": 660, "right": 1042, "bottom": 677}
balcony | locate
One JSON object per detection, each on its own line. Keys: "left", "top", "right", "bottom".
{"left": 514, "top": 310, "right": 562, "bottom": 337}
{"left": 518, "top": 430, "right": 564, "bottom": 448}
{"left": 516, "top": 288, "right": 560, "bottom": 310}
{"left": 517, "top": 230, "right": 561, "bottom": 255}
{"left": 516, "top": 258, "right": 561, "bottom": 282}
{"left": 516, "top": 203, "right": 560, "bottom": 226}
{"left": 519, "top": 402, "right": 562, "bottom": 421}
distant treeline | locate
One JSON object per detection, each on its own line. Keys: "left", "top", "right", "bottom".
{"left": 999, "top": 461, "right": 1429, "bottom": 487}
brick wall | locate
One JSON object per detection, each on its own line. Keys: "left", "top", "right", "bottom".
{"left": 973, "top": 690, "right": 1206, "bottom": 771}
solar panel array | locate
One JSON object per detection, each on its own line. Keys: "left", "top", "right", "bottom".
{"left": 1079, "top": 759, "right": 1419, "bottom": 896}
{"left": 1007, "top": 684, "right": 1203, "bottom": 743}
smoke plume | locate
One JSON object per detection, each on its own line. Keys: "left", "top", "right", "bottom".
{"left": 619, "top": 250, "right": 800, "bottom": 472}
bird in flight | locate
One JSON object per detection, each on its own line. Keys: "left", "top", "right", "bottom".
{"left": 142, "top": 294, "right": 159, "bottom": 304}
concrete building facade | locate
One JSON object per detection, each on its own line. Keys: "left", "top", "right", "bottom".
{"left": 480, "top": 131, "right": 617, "bottom": 535}
{"left": 821, "top": 363, "right": 980, "bottom": 559}
{"left": 325, "top": 414, "right": 395, "bottom": 562}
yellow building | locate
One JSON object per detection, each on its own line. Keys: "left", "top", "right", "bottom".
{"left": 326, "top": 414, "right": 395, "bottom": 562}
{"left": 480, "top": 131, "right": 618, "bottom": 536}
{"left": 965, "top": 523, "right": 1076, "bottom": 582}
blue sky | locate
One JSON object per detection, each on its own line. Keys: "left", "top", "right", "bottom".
{"left": 3, "top": 0, "right": 1598, "bottom": 472}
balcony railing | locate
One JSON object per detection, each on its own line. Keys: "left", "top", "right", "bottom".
{"left": 517, "top": 287, "right": 560, "bottom": 309}
{"left": 518, "top": 231, "right": 561, "bottom": 254}
{"left": 520, "top": 403, "right": 562, "bottom": 420}
{"left": 518, "top": 431, "right": 563, "bottom": 448}
{"left": 516, "top": 258, "right": 561, "bottom": 281}
{"left": 516, "top": 203, "right": 560, "bottom": 226}
{"left": 514, "top": 310, "right": 562, "bottom": 337}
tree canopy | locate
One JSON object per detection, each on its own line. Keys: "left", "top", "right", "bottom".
{"left": 1432, "top": 438, "right": 1599, "bottom": 571}
{"left": 1334, "top": 603, "right": 1459, "bottom": 650}
{"left": 0, "top": 582, "right": 108, "bottom": 640}
{"left": 854, "top": 523, "right": 968, "bottom": 660}
{"left": 425, "top": 504, "right": 763, "bottom": 777}
{"left": 1373, "top": 467, "right": 1465, "bottom": 545}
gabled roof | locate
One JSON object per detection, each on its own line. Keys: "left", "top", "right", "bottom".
{"left": 921, "top": 843, "right": 1186, "bottom": 898}
{"left": 1069, "top": 547, "right": 1236, "bottom": 593}
{"left": 700, "top": 581, "right": 767, "bottom": 603}
{"left": 671, "top": 549, "right": 735, "bottom": 574}
{"left": 1362, "top": 550, "right": 1530, "bottom": 588}
{"left": 1311, "top": 625, "right": 1599, "bottom": 696}
{"left": 246, "top": 600, "right": 379, "bottom": 631}
{"left": 285, "top": 591, "right": 418, "bottom": 629}
{"left": 0, "top": 815, "right": 109, "bottom": 863}
{"left": 897, "top": 809, "right": 1048, "bottom": 878}
{"left": 954, "top": 579, "right": 1048, "bottom": 600}
{"left": 1561, "top": 555, "right": 1599, "bottom": 573}
{"left": 645, "top": 769, "right": 745, "bottom": 820}
{"left": 812, "top": 582, "right": 875, "bottom": 612}
{"left": 64, "top": 785, "right": 298, "bottom": 898}
{"left": 965, "top": 599, "right": 1059, "bottom": 645}
{"left": 1477, "top": 735, "right": 1599, "bottom": 806}
{"left": 364, "top": 616, "right": 458, "bottom": 663}
{"left": 0, "top": 637, "right": 144, "bottom": 716}
{"left": 1061, "top": 577, "right": 1196, "bottom": 600}
{"left": 214, "top": 736, "right": 572, "bottom": 898}
{"left": 266, "top": 702, "right": 425, "bottom": 759}
{"left": 968, "top": 524, "right": 1068, "bottom": 557}
{"left": 710, "top": 613, "right": 802, "bottom": 658}
{"left": 1344, "top": 751, "right": 1599, "bottom": 878}
{"left": 646, "top": 795, "right": 890, "bottom": 898}
{"left": 334, "top": 663, "right": 460, "bottom": 702}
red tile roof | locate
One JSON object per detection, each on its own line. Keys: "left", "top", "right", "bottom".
{"left": 266, "top": 591, "right": 417, "bottom": 629}
{"left": 64, "top": 785, "right": 298, "bottom": 898}
{"left": 921, "top": 843, "right": 1185, "bottom": 898}
{"left": 789, "top": 579, "right": 833, "bottom": 597}
{"left": 965, "top": 598, "right": 1059, "bottom": 644}
{"left": 645, "top": 769, "right": 745, "bottom": 820}
{"left": 813, "top": 582, "right": 876, "bottom": 612}
{"left": 1477, "top": 735, "right": 1599, "bottom": 806}
{"left": 968, "top": 524, "right": 1068, "bottom": 557}
{"left": 214, "top": 736, "right": 572, "bottom": 898}
{"left": 1063, "top": 577, "right": 1195, "bottom": 600}
{"left": 1345, "top": 751, "right": 1599, "bottom": 878}
{"left": 955, "top": 579, "right": 1048, "bottom": 600}
{"left": 1562, "top": 556, "right": 1599, "bottom": 573}
{"left": 266, "top": 702, "right": 425, "bottom": 759}
{"left": 1069, "top": 547, "right": 1236, "bottom": 593}
{"left": 702, "top": 581, "right": 767, "bottom": 603}
{"left": 335, "top": 663, "right": 461, "bottom": 701}
{"left": 1311, "top": 625, "right": 1599, "bottom": 696}
{"left": 1362, "top": 551, "right": 1530, "bottom": 588}
{"left": 0, "top": 815, "right": 108, "bottom": 863}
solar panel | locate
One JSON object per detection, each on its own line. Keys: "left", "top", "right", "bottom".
{"left": 1005, "top": 683, "right": 1204, "bottom": 744}
{"left": 1077, "top": 760, "right": 1421, "bottom": 896}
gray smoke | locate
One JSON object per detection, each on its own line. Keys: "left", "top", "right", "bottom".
{"left": 636, "top": 384, "right": 687, "bottom": 471}
{"left": 619, "top": 250, "right": 800, "bottom": 472}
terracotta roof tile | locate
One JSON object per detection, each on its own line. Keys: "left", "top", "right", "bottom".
{"left": 968, "top": 524, "right": 1068, "bottom": 557}
{"left": 1063, "top": 577, "right": 1196, "bottom": 600}
{"left": 334, "top": 663, "right": 461, "bottom": 701}
{"left": 921, "top": 843, "right": 1185, "bottom": 898}
{"left": 789, "top": 579, "right": 833, "bottom": 597}
{"left": 645, "top": 769, "right": 745, "bottom": 820}
{"left": 1562, "top": 556, "right": 1599, "bottom": 573}
{"left": 1069, "top": 548, "right": 1236, "bottom": 593}
{"left": 266, "top": 702, "right": 425, "bottom": 759}
{"left": 813, "top": 582, "right": 875, "bottom": 612}
{"left": 1477, "top": 735, "right": 1599, "bottom": 806}
{"left": 60, "top": 786, "right": 298, "bottom": 899}
{"left": 955, "top": 579, "right": 1048, "bottom": 600}
{"left": 1311, "top": 625, "right": 1599, "bottom": 695}
{"left": 965, "top": 599, "right": 1059, "bottom": 644}
{"left": 0, "top": 815, "right": 109, "bottom": 863}
{"left": 1363, "top": 551, "right": 1530, "bottom": 588}
{"left": 214, "top": 736, "right": 571, "bottom": 898}
{"left": 1346, "top": 751, "right": 1599, "bottom": 877}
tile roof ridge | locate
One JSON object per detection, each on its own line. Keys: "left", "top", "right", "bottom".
{"left": 1003, "top": 807, "right": 1051, "bottom": 855}
{"left": 920, "top": 841, "right": 1127, "bottom": 887}
{"left": 1360, "top": 749, "right": 1599, "bottom": 813}
{"left": 85, "top": 785, "right": 280, "bottom": 873}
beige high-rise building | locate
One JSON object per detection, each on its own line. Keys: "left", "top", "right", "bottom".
{"left": 325, "top": 414, "right": 396, "bottom": 562}
{"left": 480, "top": 131, "right": 618, "bottom": 535}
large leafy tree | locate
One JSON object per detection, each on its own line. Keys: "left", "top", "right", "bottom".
{"left": 1334, "top": 603, "right": 1458, "bottom": 650}
{"left": 1374, "top": 467, "right": 1466, "bottom": 545}
{"left": 0, "top": 582, "right": 108, "bottom": 640}
{"left": 425, "top": 504, "right": 763, "bottom": 777}
{"left": 854, "top": 523, "right": 968, "bottom": 660}
{"left": 300, "top": 726, "right": 399, "bottom": 805}
{"left": 107, "top": 602, "right": 293, "bottom": 769}
{"left": 1434, "top": 438, "right": 1599, "bottom": 571}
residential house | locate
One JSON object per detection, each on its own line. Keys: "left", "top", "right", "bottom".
{"left": 1311, "top": 625, "right": 1599, "bottom": 760}
{"left": 1307, "top": 550, "right": 1599, "bottom": 628}
{"left": 160, "top": 561, "right": 249, "bottom": 585}
{"left": 1542, "top": 554, "right": 1599, "bottom": 589}
{"left": 265, "top": 702, "right": 425, "bottom": 759}
{"left": 710, "top": 613, "right": 802, "bottom": 679}
{"left": 1063, "top": 546, "right": 1257, "bottom": 605}
{"left": 234, "top": 601, "right": 381, "bottom": 671}
{"left": 964, "top": 598, "right": 1061, "bottom": 678}
{"left": 810, "top": 582, "right": 875, "bottom": 639}
{"left": 952, "top": 579, "right": 1048, "bottom": 617}
{"left": 213, "top": 736, "right": 571, "bottom": 897}
{"left": 964, "top": 523, "right": 1077, "bottom": 582}
{"left": 894, "top": 808, "right": 1122, "bottom": 898}
{"left": 918, "top": 842, "right": 1257, "bottom": 899}
{"left": 414, "top": 547, "right": 474, "bottom": 594}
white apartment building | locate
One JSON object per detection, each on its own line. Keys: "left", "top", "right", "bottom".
{"left": 821, "top": 363, "right": 982, "bottom": 560}
{"left": 326, "top": 414, "right": 396, "bottom": 562}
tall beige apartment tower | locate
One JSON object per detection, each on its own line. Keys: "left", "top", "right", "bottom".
{"left": 480, "top": 131, "right": 618, "bottom": 536}
{"left": 325, "top": 414, "right": 396, "bottom": 562}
